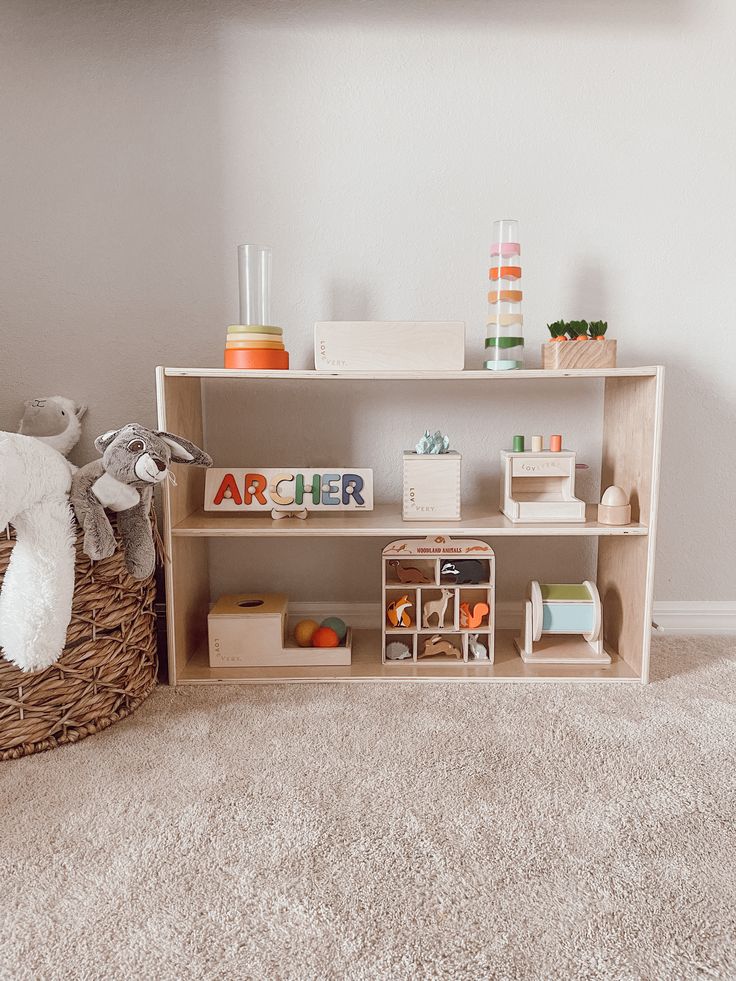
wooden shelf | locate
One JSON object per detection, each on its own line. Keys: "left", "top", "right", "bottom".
{"left": 173, "top": 503, "right": 648, "bottom": 538}
{"left": 156, "top": 364, "right": 664, "bottom": 685}
{"left": 176, "top": 629, "right": 640, "bottom": 684}
{"left": 164, "top": 366, "right": 660, "bottom": 381}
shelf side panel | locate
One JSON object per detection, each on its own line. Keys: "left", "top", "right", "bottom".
{"left": 598, "top": 371, "right": 664, "bottom": 680}
{"left": 157, "top": 372, "right": 206, "bottom": 525}
{"left": 156, "top": 368, "right": 208, "bottom": 684}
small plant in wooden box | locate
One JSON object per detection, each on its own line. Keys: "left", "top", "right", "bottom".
{"left": 402, "top": 431, "right": 461, "bottom": 521}
{"left": 542, "top": 320, "right": 617, "bottom": 369}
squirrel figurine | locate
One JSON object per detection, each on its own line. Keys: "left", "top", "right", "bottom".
{"left": 459, "top": 601, "right": 490, "bottom": 629}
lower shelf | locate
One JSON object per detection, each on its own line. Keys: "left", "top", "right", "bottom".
{"left": 175, "top": 629, "right": 640, "bottom": 684}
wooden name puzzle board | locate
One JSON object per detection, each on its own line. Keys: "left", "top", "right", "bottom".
{"left": 382, "top": 536, "right": 495, "bottom": 665}
{"left": 205, "top": 468, "right": 374, "bottom": 512}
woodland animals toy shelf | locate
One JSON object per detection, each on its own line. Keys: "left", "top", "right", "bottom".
{"left": 383, "top": 537, "right": 495, "bottom": 664}
{"left": 516, "top": 581, "right": 609, "bottom": 665}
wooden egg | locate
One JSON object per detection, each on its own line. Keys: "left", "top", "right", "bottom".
{"left": 601, "top": 485, "right": 629, "bottom": 507}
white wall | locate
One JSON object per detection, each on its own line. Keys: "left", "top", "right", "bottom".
{"left": 2, "top": 0, "right": 735, "bottom": 602}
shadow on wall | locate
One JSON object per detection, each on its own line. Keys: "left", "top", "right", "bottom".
{"left": 0, "top": 0, "right": 230, "bottom": 464}
{"left": 230, "top": 0, "right": 692, "bottom": 29}
{"left": 655, "top": 356, "right": 736, "bottom": 598}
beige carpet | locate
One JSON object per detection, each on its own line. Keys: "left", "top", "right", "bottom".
{"left": 2, "top": 636, "right": 735, "bottom": 981}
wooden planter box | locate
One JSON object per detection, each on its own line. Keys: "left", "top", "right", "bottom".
{"left": 542, "top": 339, "right": 617, "bottom": 370}
{"left": 402, "top": 451, "right": 461, "bottom": 521}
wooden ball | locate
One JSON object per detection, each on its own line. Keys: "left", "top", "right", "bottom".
{"left": 311, "top": 626, "right": 340, "bottom": 648}
{"left": 320, "top": 616, "right": 347, "bottom": 642}
{"left": 294, "top": 619, "right": 319, "bottom": 647}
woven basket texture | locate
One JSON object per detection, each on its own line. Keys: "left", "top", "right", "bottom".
{"left": 0, "top": 514, "right": 157, "bottom": 760}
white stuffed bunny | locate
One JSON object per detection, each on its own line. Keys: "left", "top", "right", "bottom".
{"left": 0, "top": 433, "right": 76, "bottom": 672}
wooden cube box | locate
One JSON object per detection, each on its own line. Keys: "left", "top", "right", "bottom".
{"left": 402, "top": 451, "right": 462, "bottom": 521}
{"left": 208, "top": 593, "right": 287, "bottom": 667}
{"left": 542, "top": 339, "right": 617, "bottom": 370}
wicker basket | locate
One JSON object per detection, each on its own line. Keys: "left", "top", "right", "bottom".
{"left": 0, "top": 514, "right": 158, "bottom": 760}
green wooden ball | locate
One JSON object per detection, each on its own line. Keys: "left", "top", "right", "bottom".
{"left": 320, "top": 616, "right": 347, "bottom": 642}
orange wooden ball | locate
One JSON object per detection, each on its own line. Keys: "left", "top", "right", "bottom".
{"left": 294, "top": 619, "right": 319, "bottom": 647}
{"left": 311, "top": 626, "right": 340, "bottom": 648}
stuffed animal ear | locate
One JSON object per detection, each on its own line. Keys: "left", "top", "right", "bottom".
{"left": 94, "top": 428, "right": 123, "bottom": 453}
{"left": 76, "top": 404, "right": 88, "bottom": 422}
{"left": 157, "top": 431, "right": 213, "bottom": 467}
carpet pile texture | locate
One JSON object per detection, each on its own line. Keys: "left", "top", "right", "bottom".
{"left": 2, "top": 635, "right": 735, "bottom": 980}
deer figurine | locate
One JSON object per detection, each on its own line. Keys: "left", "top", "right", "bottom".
{"left": 422, "top": 588, "right": 453, "bottom": 629}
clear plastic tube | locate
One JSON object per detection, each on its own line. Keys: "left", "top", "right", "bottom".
{"left": 485, "top": 219, "right": 524, "bottom": 370}
{"left": 238, "top": 244, "right": 272, "bottom": 326}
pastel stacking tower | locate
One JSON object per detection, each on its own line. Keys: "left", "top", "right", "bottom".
{"left": 224, "top": 244, "right": 289, "bottom": 370}
{"left": 485, "top": 218, "right": 523, "bottom": 370}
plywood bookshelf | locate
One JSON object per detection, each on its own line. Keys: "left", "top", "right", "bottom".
{"left": 156, "top": 366, "right": 664, "bottom": 686}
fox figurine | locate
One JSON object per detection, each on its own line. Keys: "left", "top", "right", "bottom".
{"left": 387, "top": 594, "right": 413, "bottom": 628}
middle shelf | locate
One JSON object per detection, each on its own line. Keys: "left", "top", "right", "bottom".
{"left": 173, "top": 502, "right": 648, "bottom": 538}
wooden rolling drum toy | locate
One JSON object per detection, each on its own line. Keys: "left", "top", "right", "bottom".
{"left": 516, "top": 581, "right": 610, "bottom": 665}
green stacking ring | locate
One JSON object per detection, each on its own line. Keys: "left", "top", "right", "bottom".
{"left": 485, "top": 336, "right": 524, "bottom": 349}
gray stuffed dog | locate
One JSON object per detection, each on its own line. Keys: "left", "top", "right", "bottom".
{"left": 71, "top": 424, "right": 212, "bottom": 580}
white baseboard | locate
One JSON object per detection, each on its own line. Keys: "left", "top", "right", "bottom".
{"left": 292, "top": 601, "right": 736, "bottom": 635}
{"left": 651, "top": 602, "right": 736, "bottom": 635}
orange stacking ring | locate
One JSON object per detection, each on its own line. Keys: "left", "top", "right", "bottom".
{"left": 488, "top": 290, "right": 523, "bottom": 303}
{"left": 224, "top": 348, "right": 290, "bottom": 369}
{"left": 489, "top": 266, "right": 522, "bottom": 281}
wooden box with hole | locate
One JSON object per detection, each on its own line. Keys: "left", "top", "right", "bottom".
{"left": 208, "top": 594, "right": 352, "bottom": 667}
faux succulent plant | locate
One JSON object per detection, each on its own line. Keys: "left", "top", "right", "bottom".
{"left": 546, "top": 319, "right": 609, "bottom": 340}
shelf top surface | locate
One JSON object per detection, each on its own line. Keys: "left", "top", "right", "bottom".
{"left": 161, "top": 366, "right": 662, "bottom": 381}
{"left": 173, "top": 502, "right": 647, "bottom": 538}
